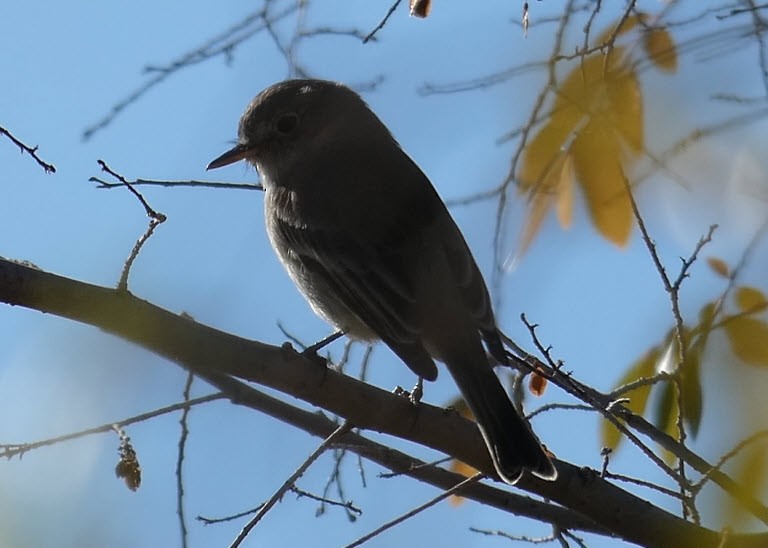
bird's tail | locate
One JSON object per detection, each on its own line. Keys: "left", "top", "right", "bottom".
{"left": 444, "top": 353, "right": 557, "bottom": 484}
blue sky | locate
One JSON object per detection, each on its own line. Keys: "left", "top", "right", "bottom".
{"left": 2, "top": 1, "right": 768, "bottom": 546}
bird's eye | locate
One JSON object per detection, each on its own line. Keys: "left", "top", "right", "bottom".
{"left": 275, "top": 112, "right": 299, "bottom": 135}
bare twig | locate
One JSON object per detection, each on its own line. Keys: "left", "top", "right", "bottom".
{"left": 95, "top": 160, "right": 168, "bottom": 290}
{"left": 97, "top": 160, "right": 166, "bottom": 221}
{"left": 344, "top": 473, "right": 483, "bottom": 547}
{"left": 363, "top": 0, "right": 403, "bottom": 43}
{"left": 176, "top": 373, "right": 194, "bottom": 548}
{"left": 91, "top": 177, "right": 262, "bottom": 191}
{"left": 82, "top": 4, "right": 299, "bottom": 140}
{"left": 229, "top": 421, "right": 353, "bottom": 548}
{"left": 0, "top": 125, "right": 56, "bottom": 173}
{"left": 0, "top": 393, "right": 224, "bottom": 460}
{"left": 289, "top": 485, "right": 363, "bottom": 517}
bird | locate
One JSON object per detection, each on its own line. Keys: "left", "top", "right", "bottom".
{"left": 206, "top": 79, "right": 557, "bottom": 484}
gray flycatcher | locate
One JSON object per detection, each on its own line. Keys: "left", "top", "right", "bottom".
{"left": 207, "top": 79, "right": 557, "bottom": 484}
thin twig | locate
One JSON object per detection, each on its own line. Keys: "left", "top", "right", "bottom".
{"left": 603, "top": 471, "right": 685, "bottom": 500}
{"left": 82, "top": 4, "right": 299, "bottom": 140}
{"left": 0, "top": 393, "right": 224, "bottom": 460}
{"left": 97, "top": 160, "right": 166, "bottom": 220}
{"left": 344, "top": 473, "right": 483, "bottom": 547}
{"left": 363, "top": 0, "right": 403, "bottom": 43}
{"left": 91, "top": 177, "right": 263, "bottom": 191}
{"left": 229, "top": 421, "right": 353, "bottom": 548}
{"left": 176, "top": 373, "right": 194, "bottom": 548}
{"left": 526, "top": 403, "right": 595, "bottom": 420}
{"left": 0, "top": 125, "right": 56, "bottom": 173}
{"left": 289, "top": 485, "right": 363, "bottom": 517}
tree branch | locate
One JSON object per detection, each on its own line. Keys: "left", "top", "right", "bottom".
{"left": 1, "top": 258, "right": 767, "bottom": 547}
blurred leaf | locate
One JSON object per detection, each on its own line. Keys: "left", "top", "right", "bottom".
{"left": 734, "top": 286, "right": 768, "bottom": 314}
{"left": 681, "top": 302, "right": 717, "bottom": 437}
{"left": 653, "top": 379, "right": 679, "bottom": 464}
{"left": 696, "top": 301, "right": 718, "bottom": 340}
{"left": 595, "top": 12, "right": 643, "bottom": 43}
{"left": 555, "top": 155, "right": 575, "bottom": 229}
{"left": 571, "top": 125, "right": 633, "bottom": 246}
{"left": 602, "top": 345, "right": 659, "bottom": 450}
{"left": 447, "top": 394, "right": 476, "bottom": 504}
{"left": 724, "top": 316, "right": 768, "bottom": 366}
{"left": 519, "top": 110, "right": 580, "bottom": 193}
{"left": 518, "top": 154, "right": 573, "bottom": 256}
{"left": 448, "top": 459, "right": 478, "bottom": 506}
{"left": 447, "top": 396, "right": 477, "bottom": 505}
{"left": 706, "top": 256, "right": 730, "bottom": 278}
{"left": 447, "top": 395, "right": 472, "bottom": 419}
{"left": 680, "top": 348, "right": 703, "bottom": 437}
{"left": 723, "top": 442, "right": 768, "bottom": 527}
{"left": 643, "top": 26, "right": 678, "bottom": 72}
{"left": 519, "top": 46, "right": 642, "bottom": 249}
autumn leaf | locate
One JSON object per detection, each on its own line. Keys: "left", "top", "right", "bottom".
{"left": 517, "top": 13, "right": 678, "bottom": 254}
{"left": 447, "top": 396, "right": 477, "bottom": 505}
{"left": 571, "top": 124, "right": 634, "bottom": 246}
{"left": 734, "top": 285, "right": 768, "bottom": 314}
{"left": 643, "top": 26, "right": 678, "bottom": 72}
{"left": 680, "top": 346, "right": 703, "bottom": 437}
{"left": 528, "top": 369, "right": 548, "bottom": 397}
{"left": 519, "top": 46, "right": 643, "bottom": 249}
{"left": 653, "top": 379, "right": 679, "bottom": 464}
{"left": 706, "top": 257, "right": 730, "bottom": 278}
{"left": 722, "top": 442, "right": 768, "bottom": 526}
{"left": 724, "top": 316, "right": 768, "bottom": 366}
{"left": 680, "top": 302, "right": 718, "bottom": 437}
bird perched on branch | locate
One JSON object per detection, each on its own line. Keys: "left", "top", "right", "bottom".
{"left": 207, "top": 79, "right": 556, "bottom": 484}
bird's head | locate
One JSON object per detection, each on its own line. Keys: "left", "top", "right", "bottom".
{"left": 206, "top": 79, "right": 388, "bottom": 176}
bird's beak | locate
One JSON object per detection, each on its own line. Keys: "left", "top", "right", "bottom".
{"left": 206, "top": 143, "right": 251, "bottom": 170}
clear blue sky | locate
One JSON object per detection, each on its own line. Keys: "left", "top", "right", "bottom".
{"left": 2, "top": 1, "right": 767, "bottom": 546}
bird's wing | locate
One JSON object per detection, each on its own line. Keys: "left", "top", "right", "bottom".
{"left": 439, "top": 216, "right": 508, "bottom": 365}
{"left": 274, "top": 217, "right": 439, "bottom": 380}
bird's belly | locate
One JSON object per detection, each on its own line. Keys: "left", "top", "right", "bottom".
{"left": 265, "top": 216, "right": 377, "bottom": 341}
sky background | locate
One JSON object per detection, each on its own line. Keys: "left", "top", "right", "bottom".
{"left": 2, "top": 1, "right": 768, "bottom": 547}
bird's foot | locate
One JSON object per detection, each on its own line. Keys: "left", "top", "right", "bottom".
{"left": 393, "top": 378, "right": 423, "bottom": 405}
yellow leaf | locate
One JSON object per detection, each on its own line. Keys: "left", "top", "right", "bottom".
{"left": 595, "top": 12, "right": 643, "bottom": 44}
{"left": 447, "top": 396, "right": 477, "bottom": 505}
{"left": 643, "top": 26, "right": 678, "bottom": 72}
{"left": 571, "top": 123, "right": 633, "bottom": 246}
{"left": 680, "top": 347, "right": 703, "bottom": 437}
{"left": 519, "top": 46, "right": 644, "bottom": 249}
{"left": 722, "top": 443, "right": 768, "bottom": 526}
{"left": 602, "top": 346, "right": 659, "bottom": 450}
{"left": 518, "top": 152, "right": 575, "bottom": 254}
{"left": 724, "top": 316, "right": 768, "bottom": 366}
{"left": 607, "top": 57, "right": 644, "bottom": 153}
{"left": 555, "top": 155, "right": 575, "bottom": 229}
{"left": 653, "top": 379, "right": 679, "bottom": 465}
{"left": 519, "top": 108, "right": 580, "bottom": 192}
{"left": 447, "top": 395, "right": 472, "bottom": 419}
{"left": 449, "top": 458, "right": 478, "bottom": 505}
{"left": 518, "top": 168, "right": 557, "bottom": 256}
{"left": 734, "top": 286, "right": 768, "bottom": 314}
{"left": 706, "top": 257, "right": 730, "bottom": 278}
